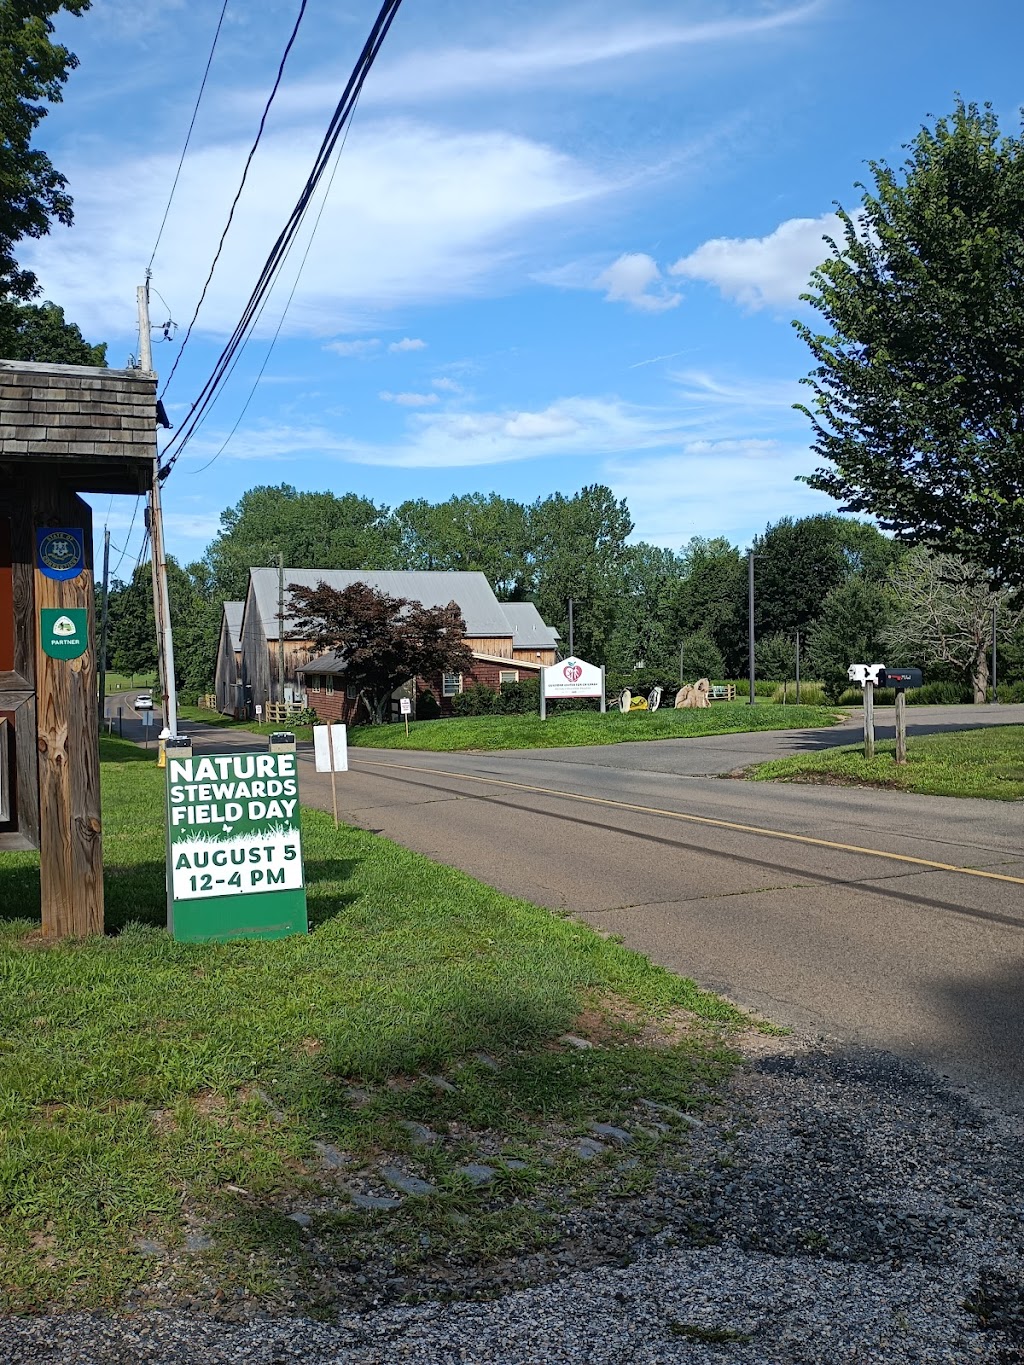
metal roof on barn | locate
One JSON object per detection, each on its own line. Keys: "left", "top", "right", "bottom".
{"left": 248, "top": 568, "right": 516, "bottom": 640}
{"left": 223, "top": 601, "right": 244, "bottom": 653}
{"left": 501, "top": 601, "right": 561, "bottom": 649}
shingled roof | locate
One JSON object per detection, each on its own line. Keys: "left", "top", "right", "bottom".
{"left": 0, "top": 361, "right": 156, "bottom": 494}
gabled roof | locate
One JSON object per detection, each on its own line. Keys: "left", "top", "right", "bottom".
{"left": 248, "top": 568, "right": 516, "bottom": 640}
{"left": 223, "top": 601, "right": 244, "bottom": 653}
{"left": 501, "top": 601, "right": 561, "bottom": 649}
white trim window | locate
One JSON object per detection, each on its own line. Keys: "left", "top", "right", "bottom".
{"left": 499, "top": 670, "right": 519, "bottom": 686}
{"left": 346, "top": 683, "right": 358, "bottom": 700}
{"left": 442, "top": 672, "right": 463, "bottom": 697}
{"left": 310, "top": 675, "right": 321, "bottom": 693}
{"left": 326, "top": 676, "right": 334, "bottom": 694}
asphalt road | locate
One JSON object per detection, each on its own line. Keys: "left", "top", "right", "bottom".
{"left": 150, "top": 701, "right": 1024, "bottom": 1110}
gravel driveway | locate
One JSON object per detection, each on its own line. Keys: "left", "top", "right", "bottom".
{"left": 3, "top": 1040, "right": 1021, "bottom": 1363}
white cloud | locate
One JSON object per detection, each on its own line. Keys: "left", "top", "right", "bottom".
{"left": 670, "top": 212, "right": 841, "bottom": 309}
{"left": 24, "top": 119, "right": 611, "bottom": 343}
{"left": 431, "top": 376, "right": 463, "bottom": 393}
{"left": 596, "top": 252, "right": 681, "bottom": 312}
{"left": 379, "top": 391, "right": 439, "bottom": 407}
{"left": 325, "top": 338, "right": 381, "bottom": 357}
{"left": 388, "top": 337, "right": 427, "bottom": 352}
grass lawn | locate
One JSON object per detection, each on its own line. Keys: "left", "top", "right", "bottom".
{"left": 746, "top": 725, "right": 1024, "bottom": 801}
{"left": 0, "top": 738, "right": 747, "bottom": 1316}
{"left": 346, "top": 702, "right": 846, "bottom": 752}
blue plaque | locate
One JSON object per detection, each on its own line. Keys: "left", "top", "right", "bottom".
{"left": 36, "top": 528, "right": 85, "bottom": 581}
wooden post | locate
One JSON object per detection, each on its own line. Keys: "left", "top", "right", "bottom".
{"left": 895, "top": 689, "right": 907, "bottom": 765}
{"left": 863, "top": 679, "right": 875, "bottom": 761}
{"left": 33, "top": 486, "right": 103, "bottom": 936}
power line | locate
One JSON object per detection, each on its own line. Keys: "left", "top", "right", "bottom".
{"left": 109, "top": 495, "right": 143, "bottom": 579}
{"left": 160, "top": 0, "right": 405, "bottom": 476}
{"left": 147, "top": 0, "right": 231, "bottom": 276}
{"left": 189, "top": 94, "right": 361, "bottom": 477}
{"left": 160, "top": 0, "right": 309, "bottom": 400}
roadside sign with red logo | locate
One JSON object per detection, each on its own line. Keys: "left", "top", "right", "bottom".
{"left": 543, "top": 656, "right": 603, "bottom": 698}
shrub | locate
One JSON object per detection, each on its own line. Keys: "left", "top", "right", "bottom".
{"left": 907, "top": 680, "right": 972, "bottom": 705}
{"left": 416, "top": 688, "right": 441, "bottom": 720}
{"left": 451, "top": 683, "right": 498, "bottom": 717}
{"left": 605, "top": 668, "right": 676, "bottom": 698}
{"left": 997, "top": 680, "right": 1024, "bottom": 703}
{"left": 681, "top": 631, "right": 726, "bottom": 683}
{"left": 494, "top": 679, "right": 540, "bottom": 715}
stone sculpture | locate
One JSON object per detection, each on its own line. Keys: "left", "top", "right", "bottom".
{"left": 674, "top": 678, "right": 712, "bottom": 709}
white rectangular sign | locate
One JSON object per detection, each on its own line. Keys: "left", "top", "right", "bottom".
{"left": 400, "top": 697, "right": 412, "bottom": 715}
{"left": 313, "top": 723, "right": 348, "bottom": 772}
{"left": 543, "top": 656, "right": 604, "bottom": 698}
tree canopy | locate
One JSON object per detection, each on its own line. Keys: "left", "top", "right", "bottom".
{"left": 797, "top": 100, "right": 1024, "bottom": 585}
{"left": 287, "top": 580, "right": 474, "bottom": 724}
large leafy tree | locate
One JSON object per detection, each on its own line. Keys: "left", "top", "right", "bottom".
{"left": 529, "top": 484, "right": 633, "bottom": 664}
{"left": 0, "top": 297, "right": 104, "bottom": 363}
{"left": 288, "top": 580, "right": 474, "bottom": 724}
{"left": 0, "top": 0, "right": 90, "bottom": 301}
{"left": 206, "top": 484, "right": 398, "bottom": 600}
{"left": 106, "top": 559, "right": 216, "bottom": 695}
{"left": 805, "top": 577, "right": 890, "bottom": 703}
{"left": 393, "top": 493, "right": 532, "bottom": 600}
{"left": 666, "top": 536, "right": 746, "bottom": 675}
{"left": 796, "top": 100, "right": 1024, "bottom": 585}
{"left": 604, "top": 542, "right": 683, "bottom": 674}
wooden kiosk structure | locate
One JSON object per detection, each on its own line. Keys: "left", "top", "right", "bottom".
{"left": 0, "top": 360, "right": 157, "bottom": 936}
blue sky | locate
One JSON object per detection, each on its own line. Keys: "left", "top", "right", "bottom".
{"left": 27, "top": 0, "right": 1024, "bottom": 575}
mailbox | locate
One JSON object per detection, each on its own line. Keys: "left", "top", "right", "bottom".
{"left": 882, "top": 667, "right": 923, "bottom": 691}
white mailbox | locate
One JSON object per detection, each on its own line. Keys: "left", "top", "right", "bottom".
{"left": 848, "top": 663, "right": 886, "bottom": 687}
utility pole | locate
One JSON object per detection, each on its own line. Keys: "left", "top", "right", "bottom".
{"left": 277, "top": 551, "right": 286, "bottom": 704}
{"left": 567, "top": 597, "right": 574, "bottom": 657}
{"left": 98, "top": 527, "right": 111, "bottom": 725}
{"left": 139, "top": 280, "right": 179, "bottom": 737}
{"left": 747, "top": 550, "right": 756, "bottom": 705}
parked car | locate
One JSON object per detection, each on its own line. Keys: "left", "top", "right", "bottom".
{"left": 134, "top": 695, "right": 154, "bottom": 711}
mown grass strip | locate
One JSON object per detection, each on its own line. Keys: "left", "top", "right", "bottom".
{"left": 0, "top": 737, "right": 743, "bottom": 1313}
{"left": 345, "top": 703, "right": 846, "bottom": 752}
{"left": 746, "top": 725, "right": 1024, "bottom": 801}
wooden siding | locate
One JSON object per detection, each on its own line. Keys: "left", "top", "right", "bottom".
{"left": 462, "top": 635, "right": 513, "bottom": 658}
{"left": 512, "top": 646, "right": 556, "bottom": 666}
{"left": 214, "top": 616, "right": 240, "bottom": 715}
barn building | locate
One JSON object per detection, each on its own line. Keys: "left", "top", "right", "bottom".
{"left": 217, "top": 568, "right": 559, "bottom": 722}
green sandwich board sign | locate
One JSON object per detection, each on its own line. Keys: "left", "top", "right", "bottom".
{"left": 165, "top": 750, "right": 308, "bottom": 942}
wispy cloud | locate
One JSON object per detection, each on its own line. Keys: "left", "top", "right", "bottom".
{"left": 379, "top": 391, "right": 439, "bottom": 407}
{"left": 670, "top": 212, "right": 840, "bottom": 310}
{"left": 325, "top": 338, "right": 381, "bottom": 357}
{"left": 432, "top": 376, "right": 463, "bottom": 393}
{"left": 388, "top": 337, "right": 427, "bottom": 352}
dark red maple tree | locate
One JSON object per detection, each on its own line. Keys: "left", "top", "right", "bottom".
{"left": 289, "top": 580, "right": 473, "bottom": 723}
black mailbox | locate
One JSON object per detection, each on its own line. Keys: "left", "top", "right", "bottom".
{"left": 882, "top": 667, "right": 923, "bottom": 691}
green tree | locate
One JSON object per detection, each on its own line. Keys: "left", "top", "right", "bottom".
{"left": 797, "top": 100, "right": 1024, "bottom": 585}
{"left": 806, "top": 578, "right": 890, "bottom": 703}
{"left": 666, "top": 537, "right": 746, "bottom": 675}
{"left": 604, "top": 542, "right": 683, "bottom": 674}
{"left": 530, "top": 484, "right": 633, "bottom": 664}
{"left": 680, "top": 630, "right": 725, "bottom": 683}
{"left": 206, "top": 484, "right": 398, "bottom": 599}
{"left": 0, "top": 297, "right": 104, "bottom": 363}
{"left": 756, "top": 631, "right": 796, "bottom": 682}
{"left": 106, "top": 558, "right": 216, "bottom": 694}
{"left": 0, "top": 1, "right": 90, "bottom": 303}
{"left": 751, "top": 516, "right": 851, "bottom": 638}
{"left": 393, "top": 493, "right": 531, "bottom": 599}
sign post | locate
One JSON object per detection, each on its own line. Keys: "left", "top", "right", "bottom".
{"left": 540, "top": 656, "right": 605, "bottom": 719}
{"left": 400, "top": 695, "right": 411, "bottom": 737}
{"left": 313, "top": 722, "right": 348, "bottom": 826}
{"left": 165, "top": 750, "right": 308, "bottom": 942}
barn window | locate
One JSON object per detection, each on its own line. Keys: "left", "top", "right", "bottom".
{"left": 499, "top": 670, "right": 519, "bottom": 685}
{"left": 310, "top": 675, "right": 321, "bottom": 692}
{"left": 442, "top": 672, "right": 462, "bottom": 697}
{"left": 346, "top": 683, "right": 358, "bottom": 700}
{"left": 326, "top": 676, "right": 334, "bottom": 694}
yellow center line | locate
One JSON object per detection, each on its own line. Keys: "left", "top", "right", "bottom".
{"left": 350, "top": 756, "right": 1024, "bottom": 887}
